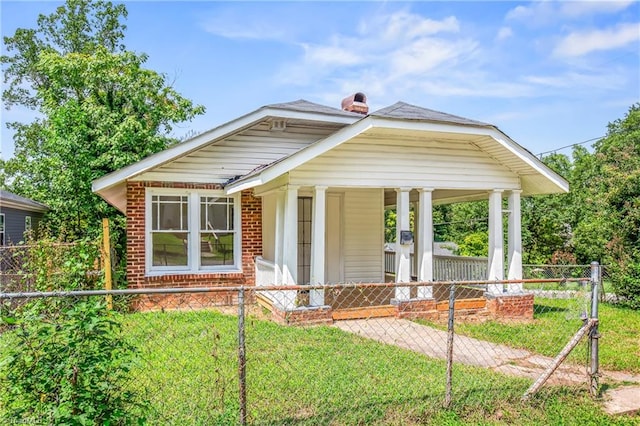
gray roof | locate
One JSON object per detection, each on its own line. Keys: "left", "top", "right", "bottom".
{"left": 267, "top": 99, "right": 364, "bottom": 118}
{"left": 0, "top": 189, "right": 49, "bottom": 212}
{"left": 370, "top": 102, "right": 490, "bottom": 127}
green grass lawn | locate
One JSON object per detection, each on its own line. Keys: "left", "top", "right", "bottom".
{"left": 121, "top": 309, "right": 636, "bottom": 425}
{"left": 419, "top": 298, "right": 640, "bottom": 374}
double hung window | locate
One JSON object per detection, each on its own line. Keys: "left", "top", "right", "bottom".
{"left": 146, "top": 189, "right": 240, "bottom": 274}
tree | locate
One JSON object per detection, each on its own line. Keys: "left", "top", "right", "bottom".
{"left": 1, "top": 0, "right": 205, "bottom": 243}
{"left": 521, "top": 153, "right": 574, "bottom": 264}
{"left": 590, "top": 104, "right": 640, "bottom": 307}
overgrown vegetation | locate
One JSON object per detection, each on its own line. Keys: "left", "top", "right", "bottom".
{"left": 0, "top": 300, "right": 144, "bottom": 424}
{"left": 0, "top": 239, "right": 143, "bottom": 424}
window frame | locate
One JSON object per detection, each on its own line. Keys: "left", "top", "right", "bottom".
{"left": 145, "top": 188, "right": 242, "bottom": 275}
{"left": 0, "top": 213, "right": 5, "bottom": 245}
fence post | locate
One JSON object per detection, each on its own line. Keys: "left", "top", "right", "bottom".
{"left": 101, "top": 218, "right": 113, "bottom": 310}
{"left": 589, "top": 261, "right": 600, "bottom": 398}
{"left": 238, "top": 286, "right": 247, "bottom": 425}
{"left": 445, "top": 282, "right": 455, "bottom": 408}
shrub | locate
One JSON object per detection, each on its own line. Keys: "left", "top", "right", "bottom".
{"left": 612, "top": 258, "right": 640, "bottom": 309}
{"left": 0, "top": 298, "right": 145, "bottom": 424}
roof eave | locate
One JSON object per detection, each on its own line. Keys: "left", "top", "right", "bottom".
{"left": 92, "top": 105, "right": 361, "bottom": 198}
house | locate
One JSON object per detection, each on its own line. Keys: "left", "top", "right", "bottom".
{"left": 0, "top": 189, "right": 49, "bottom": 245}
{"left": 92, "top": 94, "right": 568, "bottom": 322}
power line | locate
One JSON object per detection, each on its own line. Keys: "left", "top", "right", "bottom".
{"left": 537, "top": 136, "right": 604, "bottom": 158}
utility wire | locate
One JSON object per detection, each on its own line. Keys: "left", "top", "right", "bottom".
{"left": 537, "top": 136, "right": 604, "bottom": 158}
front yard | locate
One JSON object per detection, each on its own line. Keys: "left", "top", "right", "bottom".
{"left": 121, "top": 307, "right": 637, "bottom": 424}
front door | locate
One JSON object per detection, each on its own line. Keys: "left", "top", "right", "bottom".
{"left": 297, "top": 197, "right": 312, "bottom": 285}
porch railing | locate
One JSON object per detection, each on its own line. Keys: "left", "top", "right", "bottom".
{"left": 384, "top": 251, "right": 488, "bottom": 282}
{"left": 254, "top": 256, "right": 296, "bottom": 310}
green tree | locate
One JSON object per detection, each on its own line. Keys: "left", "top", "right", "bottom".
{"left": 590, "top": 104, "right": 640, "bottom": 307}
{"left": 1, "top": 0, "right": 204, "bottom": 243}
{"left": 521, "top": 153, "right": 574, "bottom": 264}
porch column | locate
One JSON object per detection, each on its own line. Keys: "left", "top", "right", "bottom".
{"left": 282, "top": 185, "right": 298, "bottom": 286}
{"left": 395, "top": 188, "right": 412, "bottom": 300}
{"left": 309, "top": 186, "right": 327, "bottom": 306}
{"left": 507, "top": 190, "right": 523, "bottom": 293}
{"left": 417, "top": 188, "right": 434, "bottom": 298}
{"left": 487, "top": 189, "right": 504, "bottom": 294}
{"left": 274, "top": 189, "right": 285, "bottom": 285}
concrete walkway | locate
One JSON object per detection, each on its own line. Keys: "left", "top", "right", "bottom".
{"left": 334, "top": 318, "right": 640, "bottom": 415}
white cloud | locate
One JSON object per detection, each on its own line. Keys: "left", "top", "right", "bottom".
{"left": 373, "top": 12, "right": 460, "bottom": 42}
{"left": 275, "top": 11, "right": 476, "bottom": 92}
{"left": 506, "top": 2, "right": 556, "bottom": 24}
{"left": 560, "top": 1, "right": 634, "bottom": 18}
{"left": 553, "top": 22, "right": 640, "bottom": 57}
{"left": 524, "top": 69, "right": 628, "bottom": 90}
{"left": 301, "top": 43, "right": 366, "bottom": 67}
{"left": 506, "top": 0, "right": 634, "bottom": 24}
{"left": 496, "top": 27, "right": 513, "bottom": 41}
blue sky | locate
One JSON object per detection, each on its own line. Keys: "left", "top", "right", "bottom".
{"left": 1, "top": 1, "right": 639, "bottom": 160}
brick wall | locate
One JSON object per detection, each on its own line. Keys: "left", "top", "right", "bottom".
{"left": 486, "top": 293, "right": 534, "bottom": 319}
{"left": 125, "top": 181, "right": 262, "bottom": 294}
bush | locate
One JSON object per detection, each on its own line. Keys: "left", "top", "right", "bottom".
{"left": 0, "top": 298, "right": 145, "bottom": 424}
{"left": 612, "top": 259, "right": 640, "bottom": 309}
{"left": 0, "top": 236, "right": 144, "bottom": 424}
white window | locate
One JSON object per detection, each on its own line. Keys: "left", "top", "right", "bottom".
{"left": 146, "top": 189, "right": 241, "bottom": 274}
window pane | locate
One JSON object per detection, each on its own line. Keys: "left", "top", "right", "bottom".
{"left": 153, "top": 196, "right": 188, "bottom": 231}
{"left": 200, "top": 232, "right": 234, "bottom": 266}
{"left": 201, "top": 197, "right": 232, "bottom": 231}
{"left": 152, "top": 232, "right": 188, "bottom": 266}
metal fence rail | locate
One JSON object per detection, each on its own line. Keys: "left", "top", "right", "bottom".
{"left": 1, "top": 271, "right": 607, "bottom": 425}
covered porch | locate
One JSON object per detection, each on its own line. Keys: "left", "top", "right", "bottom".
{"left": 252, "top": 184, "right": 524, "bottom": 318}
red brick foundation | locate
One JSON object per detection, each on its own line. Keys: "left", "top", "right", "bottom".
{"left": 270, "top": 305, "right": 333, "bottom": 326}
{"left": 486, "top": 293, "right": 534, "bottom": 319}
{"left": 394, "top": 298, "right": 439, "bottom": 320}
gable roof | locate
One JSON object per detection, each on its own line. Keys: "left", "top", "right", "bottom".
{"left": 0, "top": 189, "right": 49, "bottom": 213}
{"left": 93, "top": 98, "right": 569, "bottom": 212}
{"left": 224, "top": 106, "right": 568, "bottom": 196}
{"left": 269, "top": 99, "right": 363, "bottom": 117}
{"left": 92, "top": 99, "right": 362, "bottom": 210}
{"left": 370, "top": 102, "right": 490, "bottom": 127}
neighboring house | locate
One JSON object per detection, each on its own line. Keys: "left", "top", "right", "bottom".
{"left": 93, "top": 94, "right": 568, "bottom": 321}
{"left": 0, "top": 189, "right": 49, "bottom": 245}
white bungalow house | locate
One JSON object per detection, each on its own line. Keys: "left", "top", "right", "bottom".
{"left": 93, "top": 94, "right": 568, "bottom": 321}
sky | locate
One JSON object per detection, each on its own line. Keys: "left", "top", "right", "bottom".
{"left": 1, "top": 1, "right": 639, "bottom": 160}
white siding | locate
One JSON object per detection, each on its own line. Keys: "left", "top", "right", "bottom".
{"left": 261, "top": 194, "right": 276, "bottom": 262}
{"left": 342, "top": 188, "right": 384, "bottom": 283}
{"left": 289, "top": 135, "right": 520, "bottom": 190}
{"left": 135, "top": 121, "right": 346, "bottom": 183}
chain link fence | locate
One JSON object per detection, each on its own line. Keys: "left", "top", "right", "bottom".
{"left": 2, "top": 267, "right": 615, "bottom": 425}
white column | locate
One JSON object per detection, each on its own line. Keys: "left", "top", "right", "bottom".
{"left": 507, "top": 190, "right": 523, "bottom": 293}
{"left": 395, "top": 188, "right": 411, "bottom": 300}
{"left": 417, "top": 188, "right": 434, "bottom": 298}
{"left": 282, "top": 185, "right": 298, "bottom": 285}
{"left": 310, "top": 186, "right": 327, "bottom": 306}
{"left": 274, "top": 190, "right": 285, "bottom": 285}
{"left": 487, "top": 189, "right": 504, "bottom": 294}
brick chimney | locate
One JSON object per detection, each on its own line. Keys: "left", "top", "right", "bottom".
{"left": 341, "top": 92, "right": 368, "bottom": 114}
